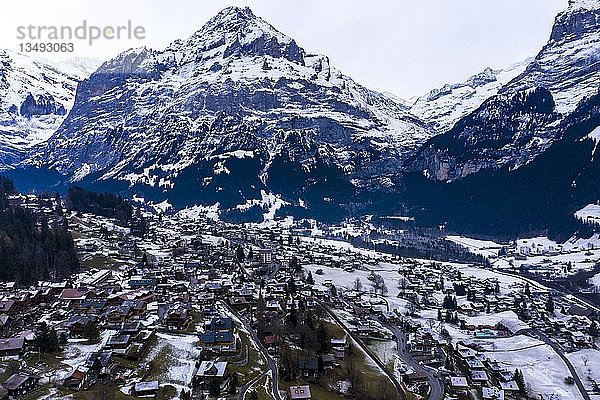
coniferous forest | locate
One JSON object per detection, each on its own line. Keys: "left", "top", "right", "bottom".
{"left": 65, "top": 186, "right": 133, "bottom": 224}
{"left": 0, "top": 177, "right": 79, "bottom": 285}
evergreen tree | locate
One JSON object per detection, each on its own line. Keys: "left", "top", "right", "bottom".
{"left": 236, "top": 246, "right": 246, "bottom": 262}
{"left": 306, "top": 271, "right": 314, "bottom": 285}
{"left": 36, "top": 322, "right": 59, "bottom": 354}
{"left": 83, "top": 322, "right": 100, "bottom": 342}
{"left": 545, "top": 296, "right": 555, "bottom": 313}
{"left": 514, "top": 369, "right": 526, "bottom": 396}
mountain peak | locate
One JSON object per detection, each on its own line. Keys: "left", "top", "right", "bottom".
{"left": 567, "top": 0, "right": 600, "bottom": 11}
{"left": 168, "top": 6, "right": 304, "bottom": 65}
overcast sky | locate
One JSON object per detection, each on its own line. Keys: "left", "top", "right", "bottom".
{"left": 1, "top": 0, "right": 567, "bottom": 98}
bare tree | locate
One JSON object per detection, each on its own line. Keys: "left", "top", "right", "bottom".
{"left": 397, "top": 277, "right": 408, "bottom": 295}
{"left": 353, "top": 277, "right": 363, "bottom": 292}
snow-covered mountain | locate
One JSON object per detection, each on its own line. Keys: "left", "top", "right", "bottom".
{"left": 406, "top": 87, "right": 560, "bottom": 181}
{"left": 501, "top": 0, "right": 600, "bottom": 113}
{"left": 0, "top": 51, "right": 100, "bottom": 166}
{"left": 407, "top": 0, "right": 600, "bottom": 182}
{"left": 25, "top": 6, "right": 431, "bottom": 219}
{"left": 410, "top": 60, "right": 530, "bottom": 133}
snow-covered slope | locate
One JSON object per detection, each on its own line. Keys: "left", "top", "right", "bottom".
{"left": 406, "top": 87, "right": 560, "bottom": 181}
{"left": 501, "top": 0, "right": 600, "bottom": 113}
{"left": 410, "top": 60, "right": 530, "bottom": 133}
{"left": 0, "top": 50, "right": 100, "bottom": 166}
{"left": 25, "top": 6, "right": 431, "bottom": 218}
{"left": 407, "top": 0, "right": 600, "bottom": 182}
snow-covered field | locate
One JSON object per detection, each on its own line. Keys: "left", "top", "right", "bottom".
{"left": 575, "top": 203, "right": 600, "bottom": 223}
{"left": 566, "top": 349, "right": 600, "bottom": 392}
{"left": 490, "top": 344, "right": 584, "bottom": 400}
{"left": 143, "top": 333, "right": 200, "bottom": 393}
{"left": 446, "top": 236, "right": 502, "bottom": 257}
{"left": 304, "top": 263, "right": 412, "bottom": 314}
{"left": 590, "top": 273, "right": 600, "bottom": 289}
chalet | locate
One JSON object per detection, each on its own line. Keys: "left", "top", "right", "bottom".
{"left": 258, "top": 249, "right": 274, "bottom": 264}
{"left": 120, "top": 322, "right": 142, "bottom": 336}
{"left": 471, "top": 370, "right": 489, "bottom": 383}
{"left": 196, "top": 292, "right": 215, "bottom": 305}
{"left": 319, "top": 353, "right": 336, "bottom": 370}
{"left": 106, "top": 334, "right": 131, "bottom": 350}
{"left": 210, "top": 317, "right": 233, "bottom": 332}
{"left": 331, "top": 337, "right": 347, "bottom": 358}
{"left": 165, "top": 306, "right": 189, "bottom": 330}
{"left": 298, "top": 358, "right": 319, "bottom": 382}
{"left": 0, "top": 315, "right": 11, "bottom": 336}
{"left": 194, "top": 361, "right": 228, "bottom": 391}
{"left": 133, "top": 381, "right": 159, "bottom": 397}
{"left": 290, "top": 385, "right": 311, "bottom": 400}
{"left": 466, "top": 358, "right": 485, "bottom": 370}
{"left": 449, "top": 376, "right": 469, "bottom": 394}
{"left": 59, "top": 289, "right": 89, "bottom": 308}
{"left": 499, "top": 380, "right": 519, "bottom": 392}
{"left": 103, "top": 304, "right": 133, "bottom": 323}
{"left": 0, "top": 337, "right": 24, "bottom": 356}
{"left": 85, "top": 351, "right": 114, "bottom": 378}
{"left": 263, "top": 334, "right": 279, "bottom": 352}
{"left": 229, "top": 296, "right": 250, "bottom": 310}
{"left": 64, "top": 368, "right": 87, "bottom": 389}
{"left": 483, "top": 387, "right": 505, "bottom": 400}
{"left": 202, "top": 304, "right": 218, "bottom": 317}
{"left": 123, "top": 300, "right": 147, "bottom": 317}
{"left": 81, "top": 299, "right": 107, "bottom": 314}
{"left": 198, "top": 331, "right": 236, "bottom": 354}
{"left": 129, "top": 279, "right": 157, "bottom": 289}
{"left": 3, "top": 373, "right": 37, "bottom": 397}
{"left": 402, "top": 371, "right": 429, "bottom": 385}
{"left": 0, "top": 300, "right": 16, "bottom": 316}
{"left": 65, "top": 315, "right": 95, "bottom": 338}
{"left": 357, "top": 323, "right": 371, "bottom": 336}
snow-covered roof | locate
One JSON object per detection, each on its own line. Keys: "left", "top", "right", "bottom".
{"left": 499, "top": 318, "right": 529, "bottom": 334}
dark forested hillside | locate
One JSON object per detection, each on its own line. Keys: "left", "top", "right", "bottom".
{"left": 0, "top": 178, "right": 79, "bottom": 285}
{"left": 65, "top": 186, "right": 133, "bottom": 224}
{"left": 400, "top": 90, "right": 600, "bottom": 241}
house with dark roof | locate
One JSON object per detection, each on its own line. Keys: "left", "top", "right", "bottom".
{"left": 198, "top": 331, "right": 236, "bottom": 354}
{"left": 129, "top": 279, "right": 156, "bottom": 289}
{"left": 0, "top": 337, "right": 24, "bottom": 356}
{"left": 165, "top": 306, "right": 189, "bottom": 330}
{"left": 298, "top": 358, "right": 319, "bottom": 381}
{"left": 81, "top": 299, "right": 107, "bottom": 314}
{"left": 210, "top": 317, "right": 233, "bottom": 332}
{"left": 64, "top": 368, "right": 87, "bottom": 389}
{"left": 65, "top": 315, "right": 95, "bottom": 338}
{"left": 59, "top": 289, "right": 89, "bottom": 308}
{"left": 3, "top": 373, "right": 37, "bottom": 397}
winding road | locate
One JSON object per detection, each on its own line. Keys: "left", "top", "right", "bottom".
{"left": 531, "top": 329, "right": 591, "bottom": 400}
{"left": 319, "top": 302, "right": 408, "bottom": 400}
{"left": 219, "top": 300, "right": 282, "bottom": 400}
{"left": 382, "top": 322, "right": 445, "bottom": 400}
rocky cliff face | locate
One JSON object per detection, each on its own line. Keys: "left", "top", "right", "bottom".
{"left": 406, "top": 88, "right": 559, "bottom": 181}
{"left": 0, "top": 51, "right": 99, "bottom": 167}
